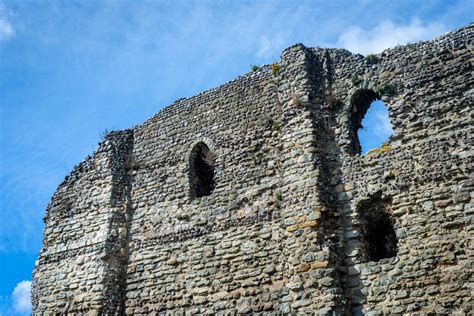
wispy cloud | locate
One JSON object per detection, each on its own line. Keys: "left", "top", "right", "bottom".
{"left": 359, "top": 100, "right": 393, "bottom": 153}
{"left": 0, "top": 2, "right": 14, "bottom": 42}
{"left": 12, "top": 281, "right": 31, "bottom": 314}
{"left": 338, "top": 18, "right": 446, "bottom": 54}
{"left": 374, "top": 110, "right": 394, "bottom": 137}
{"left": 257, "top": 35, "right": 286, "bottom": 59}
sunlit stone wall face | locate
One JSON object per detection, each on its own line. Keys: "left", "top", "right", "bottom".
{"left": 32, "top": 24, "right": 473, "bottom": 315}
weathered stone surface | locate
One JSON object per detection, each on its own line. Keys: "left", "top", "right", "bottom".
{"left": 311, "top": 261, "right": 329, "bottom": 269}
{"left": 32, "top": 24, "right": 473, "bottom": 315}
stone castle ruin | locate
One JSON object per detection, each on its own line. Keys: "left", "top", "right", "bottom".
{"left": 32, "top": 24, "right": 473, "bottom": 314}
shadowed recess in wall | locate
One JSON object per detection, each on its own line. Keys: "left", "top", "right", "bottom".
{"left": 189, "top": 142, "right": 215, "bottom": 198}
{"left": 358, "top": 100, "right": 393, "bottom": 154}
{"left": 358, "top": 195, "right": 397, "bottom": 262}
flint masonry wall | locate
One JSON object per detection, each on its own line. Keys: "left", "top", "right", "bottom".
{"left": 316, "top": 25, "right": 473, "bottom": 314}
{"left": 31, "top": 130, "right": 134, "bottom": 313}
{"left": 32, "top": 24, "right": 473, "bottom": 314}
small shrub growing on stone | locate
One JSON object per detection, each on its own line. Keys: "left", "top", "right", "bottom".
{"left": 251, "top": 65, "right": 260, "bottom": 72}
{"left": 351, "top": 75, "right": 362, "bottom": 86}
{"left": 276, "top": 191, "right": 283, "bottom": 201}
{"left": 268, "top": 118, "right": 280, "bottom": 131}
{"left": 325, "top": 93, "right": 341, "bottom": 108}
{"left": 271, "top": 121, "right": 280, "bottom": 131}
{"left": 406, "top": 43, "right": 415, "bottom": 51}
{"left": 365, "top": 141, "right": 392, "bottom": 157}
{"left": 366, "top": 54, "right": 380, "bottom": 65}
{"left": 272, "top": 63, "right": 281, "bottom": 75}
{"left": 378, "top": 84, "right": 396, "bottom": 96}
{"left": 99, "top": 128, "right": 110, "bottom": 140}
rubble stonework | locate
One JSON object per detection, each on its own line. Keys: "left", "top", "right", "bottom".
{"left": 32, "top": 24, "right": 473, "bottom": 314}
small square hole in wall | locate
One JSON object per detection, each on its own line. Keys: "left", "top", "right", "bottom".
{"left": 189, "top": 142, "right": 215, "bottom": 198}
{"left": 358, "top": 194, "right": 397, "bottom": 262}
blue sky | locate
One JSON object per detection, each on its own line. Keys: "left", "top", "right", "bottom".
{"left": 359, "top": 100, "right": 393, "bottom": 153}
{"left": 0, "top": 0, "right": 472, "bottom": 314}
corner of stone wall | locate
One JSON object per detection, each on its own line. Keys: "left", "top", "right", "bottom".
{"left": 32, "top": 129, "right": 135, "bottom": 314}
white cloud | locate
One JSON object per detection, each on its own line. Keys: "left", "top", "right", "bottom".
{"left": 0, "top": 2, "right": 15, "bottom": 42}
{"left": 0, "top": 18, "right": 14, "bottom": 40}
{"left": 257, "top": 36, "right": 272, "bottom": 58}
{"left": 374, "top": 111, "right": 394, "bottom": 137}
{"left": 257, "top": 35, "right": 285, "bottom": 59}
{"left": 359, "top": 101, "right": 393, "bottom": 153}
{"left": 12, "top": 281, "right": 31, "bottom": 314}
{"left": 338, "top": 18, "right": 446, "bottom": 55}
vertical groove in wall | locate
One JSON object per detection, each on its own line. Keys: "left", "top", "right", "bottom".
{"left": 308, "top": 48, "right": 350, "bottom": 312}
{"left": 101, "top": 130, "right": 135, "bottom": 314}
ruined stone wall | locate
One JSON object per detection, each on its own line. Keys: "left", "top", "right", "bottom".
{"left": 32, "top": 24, "right": 473, "bottom": 314}
{"left": 315, "top": 25, "right": 473, "bottom": 314}
{"left": 32, "top": 130, "right": 134, "bottom": 313}
{"left": 123, "top": 45, "right": 346, "bottom": 314}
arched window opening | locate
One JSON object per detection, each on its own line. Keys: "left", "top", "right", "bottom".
{"left": 358, "top": 194, "right": 397, "bottom": 262}
{"left": 189, "top": 142, "right": 215, "bottom": 198}
{"left": 350, "top": 89, "right": 393, "bottom": 155}
{"left": 358, "top": 100, "right": 393, "bottom": 154}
